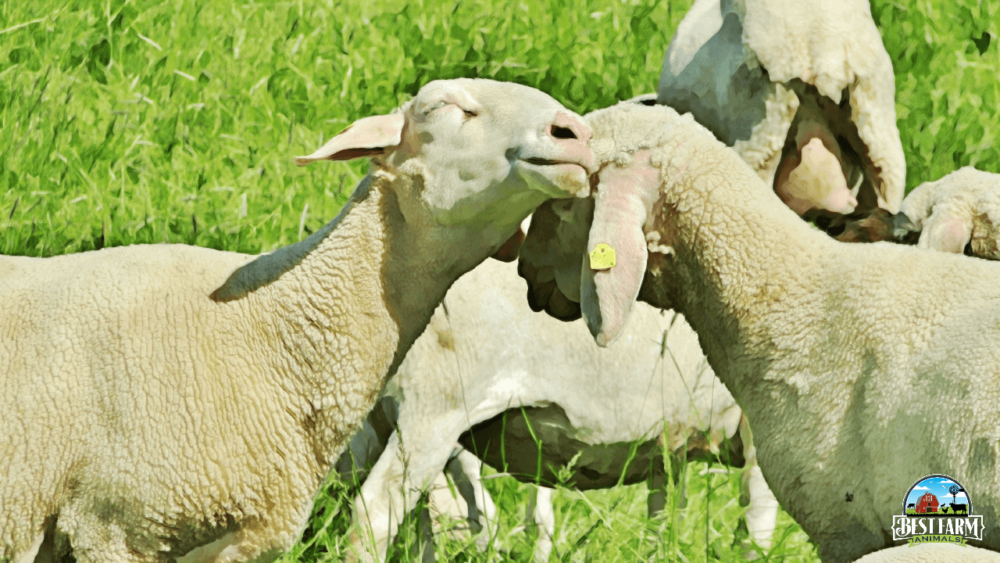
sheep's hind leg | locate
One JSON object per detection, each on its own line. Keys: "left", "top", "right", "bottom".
{"left": 23, "top": 517, "right": 72, "bottom": 563}
{"left": 176, "top": 490, "right": 312, "bottom": 563}
{"left": 444, "top": 449, "right": 498, "bottom": 550}
{"left": 646, "top": 452, "right": 666, "bottom": 516}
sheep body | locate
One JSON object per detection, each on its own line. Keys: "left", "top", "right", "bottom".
{"left": 0, "top": 79, "right": 595, "bottom": 562}
{"left": 2, "top": 207, "right": 391, "bottom": 562}
{"left": 524, "top": 102, "right": 1000, "bottom": 562}
{"left": 658, "top": 0, "right": 905, "bottom": 215}
{"left": 347, "top": 257, "right": 777, "bottom": 562}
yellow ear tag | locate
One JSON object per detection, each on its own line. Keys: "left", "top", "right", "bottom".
{"left": 589, "top": 243, "right": 617, "bottom": 271}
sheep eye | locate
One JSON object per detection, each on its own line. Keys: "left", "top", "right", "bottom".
{"left": 425, "top": 101, "right": 450, "bottom": 115}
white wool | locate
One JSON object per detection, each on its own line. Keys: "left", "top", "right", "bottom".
{"left": 732, "top": 83, "right": 799, "bottom": 179}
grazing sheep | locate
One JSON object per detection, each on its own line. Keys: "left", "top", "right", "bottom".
{"left": 898, "top": 167, "right": 1000, "bottom": 259}
{"left": 0, "top": 78, "right": 596, "bottom": 563}
{"left": 793, "top": 168, "right": 1000, "bottom": 260}
{"left": 658, "top": 0, "right": 906, "bottom": 218}
{"left": 518, "top": 101, "right": 1000, "bottom": 562}
{"left": 345, "top": 256, "right": 778, "bottom": 562}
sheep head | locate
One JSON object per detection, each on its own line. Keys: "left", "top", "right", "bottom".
{"left": 520, "top": 148, "right": 665, "bottom": 347}
{"left": 899, "top": 167, "right": 1000, "bottom": 259}
{"left": 518, "top": 197, "right": 593, "bottom": 321}
{"left": 520, "top": 103, "right": 695, "bottom": 343}
{"left": 295, "top": 78, "right": 596, "bottom": 262}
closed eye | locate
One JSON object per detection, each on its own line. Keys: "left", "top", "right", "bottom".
{"left": 425, "top": 101, "right": 450, "bottom": 115}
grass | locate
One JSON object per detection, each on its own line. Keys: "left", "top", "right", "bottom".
{"left": 1, "top": 0, "right": 997, "bottom": 561}
{"left": 294, "top": 457, "right": 819, "bottom": 562}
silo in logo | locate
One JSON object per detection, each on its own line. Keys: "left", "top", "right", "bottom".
{"left": 892, "top": 474, "right": 985, "bottom": 546}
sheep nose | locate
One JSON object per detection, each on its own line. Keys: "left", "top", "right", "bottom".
{"left": 548, "top": 111, "right": 595, "bottom": 173}
{"left": 549, "top": 111, "right": 592, "bottom": 143}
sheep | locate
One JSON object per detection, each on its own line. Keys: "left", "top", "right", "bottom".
{"left": 811, "top": 168, "right": 1000, "bottom": 258}
{"left": 0, "top": 78, "right": 597, "bottom": 563}
{"left": 344, "top": 255, "right": 778, "bottom": 562}
{"left": 898, "top": 167, "right": 1000, "bottom": 259}
{"left": 852, "top": 543, "right": 1000, "bottom": 563}
{"left": 516, "top": 101, "right": 1000, "bottom": 562}
{"left": 657, "top": 0, "right": 906, "bottom": 220}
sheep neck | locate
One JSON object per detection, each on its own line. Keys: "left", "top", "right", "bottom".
{"left": 250, "top": 169, "right": 518, "bottom": 472}
{"left": 650, "top": 143, "right": 837, "bottom": 414}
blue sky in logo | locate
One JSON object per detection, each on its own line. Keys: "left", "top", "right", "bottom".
{"left": 905, "top": 476, "right": 969, "bottom": 509}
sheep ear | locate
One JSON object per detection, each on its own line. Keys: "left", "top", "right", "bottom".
{"left": 294, "top": 113, "right": 405, "bottom": 166}
{"left": 581, "top": 165, "right": 654, "bottom": 347}
{"left": 491, "top": 225, "right": 526, "bottom": 262}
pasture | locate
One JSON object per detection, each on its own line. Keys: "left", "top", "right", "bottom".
{"left": 1, "top": 0, "right": 997, "bottom": 561}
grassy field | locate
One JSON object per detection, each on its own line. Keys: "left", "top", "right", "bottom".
{"left": 1, "top": 0, "right": 998, "bottom": 561}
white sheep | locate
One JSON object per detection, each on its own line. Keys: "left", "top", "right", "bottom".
{"left": 0, "top": 78, "right": 596, "bottom": 563}
{"left": 344, "top": 256, "right": 778, "bottom": 562}
{"left": 898, "top": 167, "right": 1000, "bottom": 259}
{"left": 658, "top": 0, "right": 906, "bottom": 218}
{"left": 806, "top": 167, "right": 1000, "bottom": 259}
{"left": 518, "top": 101, "right": 1000, "bottom": 562}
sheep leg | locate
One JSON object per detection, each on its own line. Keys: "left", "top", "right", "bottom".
{"left": 347, "top": 417, "right": 469, "bottom": 563}
{"left": 444, "top": 449, "right": 499, "bottom": 550}
{"left": 182, "top": 500, "right": 311, "bottom": 563}
{"left": 670, "top": 449, "right": 689, "bottom": 511}
{"left": 11, "top": 531, "right": 45, "bottom": 563}
{"left": 414, "top": 503, "right": 435, "bottom": 563}
{"left": 739, "top": 416, "right": 778, "bottom": 552}
{"left": 525, "top": 486, "right": 554, "bottom": 563}
{"left": 176, "top": 470, "right": 316, "bottom": 563}
{"left": 646, "top": 452, "right": 667, "bottom": 517}
{"left": 56, "top": 508, "right": 156, "bottom": 563}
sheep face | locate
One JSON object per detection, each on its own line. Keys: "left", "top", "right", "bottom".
{"left": 519, "top": 103, "right": 693, "bottom": 339}
{"left": 295, "top": 78, "right": 596, "bottom": 262}
{"left": 392, "top": 79, "right": 595, "bottom": 228}
{"left": 900, "top": 167, "right": 1000, "bottom": 259}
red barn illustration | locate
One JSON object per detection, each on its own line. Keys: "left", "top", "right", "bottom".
{"left": 915, "top": 492, "right": 939, "bottom": 514}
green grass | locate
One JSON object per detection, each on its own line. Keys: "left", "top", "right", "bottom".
{"left": 1, "top": 0, "right": 997, "bottom": 561}
{"left": 288, "top": 457, "right": 818, "bottom": 562}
